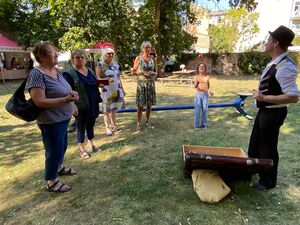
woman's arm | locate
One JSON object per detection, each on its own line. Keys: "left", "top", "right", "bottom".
{"left": 132, "top": 56, "right": 145, "bottom": 76}
{"left": 30, "top": 87, "right": 78, "bottom": 108}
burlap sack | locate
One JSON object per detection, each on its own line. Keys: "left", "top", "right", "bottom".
{"left": 192, "top": 169, "right": 231, "bottom": 204}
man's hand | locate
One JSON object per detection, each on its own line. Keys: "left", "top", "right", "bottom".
{"left": 252, "top": 89, "right": 265, "bottom": 101}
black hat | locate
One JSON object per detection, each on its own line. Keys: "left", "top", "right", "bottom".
{"left": 269, "top": 25, "right": 295, "bottom": 47}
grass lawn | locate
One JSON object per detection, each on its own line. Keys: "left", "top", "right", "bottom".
{"left": 0, "top": 75, "right": 299, "bottom": 225}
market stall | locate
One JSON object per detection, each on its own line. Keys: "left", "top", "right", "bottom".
{"left": 0, "top": 34, "right": 30, "bottom": 82}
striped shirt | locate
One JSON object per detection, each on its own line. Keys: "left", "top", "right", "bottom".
{"left": 26, "top": 68, "right": 73, "bottom": 124}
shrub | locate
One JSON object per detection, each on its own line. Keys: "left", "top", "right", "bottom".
{"left": 237, "top": 52, "right": 270, "bottom": 75}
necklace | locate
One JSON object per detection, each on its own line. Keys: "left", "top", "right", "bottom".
{"left": 75, "top": 66, "right": 88, "bottom": 75}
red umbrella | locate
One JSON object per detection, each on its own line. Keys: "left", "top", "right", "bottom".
{"left": 90, "top": 41, "right": 115, "bottom": 49}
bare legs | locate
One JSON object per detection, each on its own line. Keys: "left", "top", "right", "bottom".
{"left": 137, "top": 105, "right": 152, "bottom": 131}
{"left": 137, "top": 107, "right": 143, "bottom": 131}
{"left": 104, "top": 112, "right": 113, "bottom": 135}
{"left": 145, "top": 105, "right": 151, "bottom": 124}
{"left": 104, "top": 110, "right": 120, "bottom": 135}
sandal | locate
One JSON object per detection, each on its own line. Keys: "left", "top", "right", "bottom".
{"left": 79, "top": 151, "right": 90, "bottom": 160}
{"left": 106, "top": 127, "right": 114, "bottom": 136}
{"left": 110, "top": 126, "right": 121, "bottom": 132}
{"left": 145, "top": 121, "right": 154, "bottom": 129}
{"left": 86, "top": 145, "right": 101, "bottom": 153}
{"left": 136, "top": 124, "right": 142, "bottom": 132}
{"left": 46, "top": 180, "right": 71, "bottom": 193}
{"left": 58, "top": 166, "right": 77, "bottom": 176}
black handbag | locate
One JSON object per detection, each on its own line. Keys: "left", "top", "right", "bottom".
{"left": 5, "top": 78, "right": 40, "bottom": 122}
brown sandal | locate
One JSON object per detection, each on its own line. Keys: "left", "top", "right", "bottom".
{"left": 79, "top": 151, "right": 90, "bottom": 160}
{"left": 58, "top": 166, "right": 77, "bottom": 176}
{"left": 106, "top": 127, "right": 114, "bottom": 136}
{"left": 136, "top": 124, "right": 142, "bottom": 132}
{"left": 145, "top": 121, "right": 154, "bottom": 129}
{"left": 110, "top": 126, "right": 121, "bottom": 132}
{"left": 46, "top": 180, "right": 71, "bottom": 193}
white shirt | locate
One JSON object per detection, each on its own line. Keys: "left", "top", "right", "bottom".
{"left": 260, "top": 52, "right": 300, "bottom": 97}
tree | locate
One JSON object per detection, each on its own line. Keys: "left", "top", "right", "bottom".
{"left": 49, "top": 0, "right": 135, "bottom": 68}
{"left": 134, "top": 0, "right": 196, "bottom": 74}
{"left": 228, "top": 0, "right": 257, "bottom": 12}
{"left": 208, "top": 8, "right": 259, "bottom": 53}
{"left": 0, "top": 0, "right": 258, "bottom": 68}
{"left": 59, "top": 27, "right": 91, "bottom": 50}
{"left": 0, "top": 0, "right": 65, "bottom": 48}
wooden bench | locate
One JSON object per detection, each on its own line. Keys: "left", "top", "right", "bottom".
{"left": 172, "top": 69, "right": 196, "bottom": 77}
{"left": 157, "top": 78, "right": 193, "bottom": 86}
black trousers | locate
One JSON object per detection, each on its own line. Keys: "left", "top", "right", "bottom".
{"left": 248, "top": 107, "right": 287, "bottom": 188}
{"left": 76, "top": 109, "right": 96, "bottom": 144}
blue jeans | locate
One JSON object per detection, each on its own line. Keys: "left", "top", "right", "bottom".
{"left": 194, "top": 92, "right": 209, "bottom": 128}
{"left": 38, "top": 119, "right": 70, "bottom": 180}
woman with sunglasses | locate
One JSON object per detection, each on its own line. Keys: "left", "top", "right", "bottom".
{"left": 96, "top": 48, "right": 125, "bottom": 136}
{"left": 63, "top": 50, "right": 101, "bottom": 160}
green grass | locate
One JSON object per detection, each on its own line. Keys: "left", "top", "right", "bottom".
{"left": 0, "top": 76, "right": 300, "bottom": 225}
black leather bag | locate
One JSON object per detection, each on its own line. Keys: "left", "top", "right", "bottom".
{"left": 5, "top": 78, "right": 40, "bottom": 122}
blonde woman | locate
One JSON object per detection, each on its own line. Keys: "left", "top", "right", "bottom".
{"left": 96, "top": 48, "right": 125, "bottom": 136}
{"left": 132, "top": 41, "right": 157, "bottom": 131}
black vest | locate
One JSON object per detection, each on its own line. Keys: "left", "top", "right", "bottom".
{"left": 256, "top": 56, "right": 293, "bottom": 108}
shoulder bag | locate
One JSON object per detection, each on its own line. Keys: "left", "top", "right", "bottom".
{"left": 5, "top": 78, "right": 40, "bottom": 122}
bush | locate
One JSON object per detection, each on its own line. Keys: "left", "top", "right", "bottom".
{"left": 175, "top": 53, "right": 198, "bottom": 70}
{"left": 237, "top": 52, "right": 270, "bottom": 75}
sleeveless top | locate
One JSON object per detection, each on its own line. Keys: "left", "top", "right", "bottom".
{"left": 136, "top": 56, "right": 156, "bottom": 82}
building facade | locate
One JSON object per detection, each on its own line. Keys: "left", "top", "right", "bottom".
{"left": 188, "top": 0, "right": 298, "bottom": 53}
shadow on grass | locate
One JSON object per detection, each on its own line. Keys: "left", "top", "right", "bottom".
{"left": 1, "top": 86, "right": 299, "bottom": 225}
{"left": 0, "top": 80, "right": 23, "bottom": 96}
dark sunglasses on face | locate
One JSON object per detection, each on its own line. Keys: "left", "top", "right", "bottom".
{"left": 107, "top": 53, "right": 114, "bottom": 55}
{"left": 75, "top": 56, "right": 84, "bottom": 59}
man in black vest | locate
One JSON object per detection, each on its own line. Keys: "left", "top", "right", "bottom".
{"left": 248, "top": 25, "right": 300, "bottom": 190}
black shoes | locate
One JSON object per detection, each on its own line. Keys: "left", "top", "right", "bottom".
{"left": 253, "top": 182, "right": 275, "bottom": 190}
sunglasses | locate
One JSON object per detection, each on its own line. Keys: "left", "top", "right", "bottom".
{"left": 75, "top": 56, "right": 84, "bottom": 59}
{"left": 107, "top": 53, "right": 114, "bottom": 55}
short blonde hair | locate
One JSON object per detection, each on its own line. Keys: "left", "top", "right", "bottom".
{"left": 32, "top": 41, "right": 54, "bottom": 63}
{"left": 140, "top": 41, "right": 152, "bottom": 51}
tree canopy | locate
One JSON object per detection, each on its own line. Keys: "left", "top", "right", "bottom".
{"left": 208, "top": 8, "right": 259, "bottom": 53}
{"left": 0, "top": 0, "right": 258, "bottom": 68}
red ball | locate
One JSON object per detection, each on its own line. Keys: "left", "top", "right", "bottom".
{"left": 198, "top": 54, "right": 203, "bottom": 59}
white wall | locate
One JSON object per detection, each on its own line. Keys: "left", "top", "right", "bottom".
{"left": 252, "top": 0, "right": 294, "bottom": 45}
